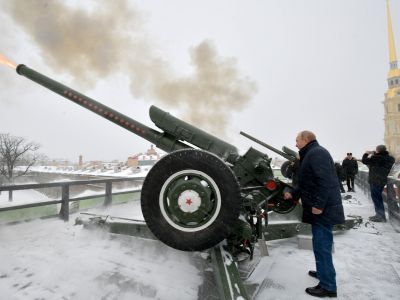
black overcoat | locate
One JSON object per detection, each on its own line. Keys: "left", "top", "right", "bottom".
{"left": 342, "top": 158, "right": 358, "bottom": 177}
{"left": 292, "top": 140, "right": 345, "bottom": 225}
{"left": 361, "top": 151, "right": 395, "bottom": 187}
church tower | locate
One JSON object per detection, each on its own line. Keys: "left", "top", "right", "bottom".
{"left": 384, "top": 0, "right": 400, "bottom": 159}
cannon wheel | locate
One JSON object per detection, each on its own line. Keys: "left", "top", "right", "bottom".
{"left": 141, "top": 149, "right": 241, "bottom": 251}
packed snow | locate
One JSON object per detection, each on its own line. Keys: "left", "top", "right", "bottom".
{"left": 25, "top": 165, "right": 150, "bottom": 178}
{"left": 0, "top": 189, "right": 49, "bottom": 208}
{"left": 0, "top": 201, "right": 201, "bottom": 300}
{"left": 249, "top": 191, "right": 400, "bottom": 299}
{"left": 0, "top": 188, "right": 399, "bottom": 299}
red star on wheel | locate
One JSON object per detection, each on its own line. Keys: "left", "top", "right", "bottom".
{"left": 186, "top": 198, "right": 193, "bottom": 205}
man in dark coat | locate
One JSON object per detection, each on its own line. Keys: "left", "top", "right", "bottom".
{"left": 334, "top": 162, "right": 346, "bottom": 193}
{"left": 342, "top": 153, "right": 358, "bottom": 192}
{"left": 361, "top": 145, "right": 395, "bottom": 222}
{"left": 284, "top": 130, "right": 344, "bottom": 298}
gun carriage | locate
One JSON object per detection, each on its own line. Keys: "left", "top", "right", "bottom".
{"left": 16, "top": 64, "right": 298, "bottom": 255}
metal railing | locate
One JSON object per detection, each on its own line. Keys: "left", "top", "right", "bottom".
{"left": 0, "top": 177, "right": 144, "bottom": 222}
{"left": 356, "top": 170, "right": 400, "bottom": 231}
{"left": 355, "top": 170, "right": 371, "bottom": 199}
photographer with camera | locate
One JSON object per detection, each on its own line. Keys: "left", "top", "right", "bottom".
{"left": 361, "top": 145, "right": 395, "bottom": 222}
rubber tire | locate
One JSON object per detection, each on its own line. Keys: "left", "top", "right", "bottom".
{"left": 141, "top": 149, "right": 241, "bottom": 251}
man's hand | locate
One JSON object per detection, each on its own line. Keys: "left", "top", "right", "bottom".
{"left": 284, "top": 192, "right": 292, "bottom": 200}
{"left": 312, "top": 207, "right": 323, "bottom": 214}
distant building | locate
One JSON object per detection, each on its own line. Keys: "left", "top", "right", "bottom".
{"left": 146, "top": 144, "right": 157, "bottom": 156}
{"left": 50, "top": 159, "right": 71, "bottom": 167}
{"left": 127, "top": 154, "right": 140, "bottom": 168}
{"left": 127, "top": 145, "right": 162, "bottom": 167}
{"left": 384, "top": 1, "right": 400, "bottom": 160}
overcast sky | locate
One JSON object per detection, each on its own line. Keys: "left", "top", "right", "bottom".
{"left": 0, "top": 0, "right": 399, "bottom": 163}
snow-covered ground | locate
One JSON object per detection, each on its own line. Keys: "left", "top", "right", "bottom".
{"left": 0, "top": 187, "right": 142, "bottom": 209}
{"left": 0, "top": 200, "right": 201, "bottom": 300}
{"left": 0, "top": 189, "right": 399, "bottom": 299}
{"left": 22, "top": 165, "right": 150, "bottom": 178}
{"left": 0, "top": 189, "right": 49, "bottom": 208}
{"left": 250, "top": 191, "right": 400, "bottom": 299}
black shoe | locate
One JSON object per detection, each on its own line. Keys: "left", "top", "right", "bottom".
{"left": 305, "top": 285, "right": 337, "bottom": 298}
{"left": 308, "top": 270, "right": 318, "bottom": 278}
{"left": 369, "top": 215, "right": 386, "bottom": 222}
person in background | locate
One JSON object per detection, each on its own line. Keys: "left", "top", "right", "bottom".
{"left": 342, "top": 153, "right": 358, "bottom": 192}
{"left": 284, "top": 130, "right": 344, "bottom": 298}
{"left": 361, "top": 145, "right": 395, "bottom": 222}
{"left": 334, "top": 162, "right": 346, "bottom": 193}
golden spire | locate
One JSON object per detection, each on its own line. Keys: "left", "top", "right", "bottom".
{"left": 387, "top": 0, "right": 400, "bottom": 78}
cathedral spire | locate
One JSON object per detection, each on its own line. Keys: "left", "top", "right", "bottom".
{"left": 387, "top": 0, "right": 399, "bottom": 76}
{"left": 384, "top": 0, "right": 400, "bottom": 159}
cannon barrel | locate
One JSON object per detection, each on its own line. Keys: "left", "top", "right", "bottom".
{"left": 16, "top": 64, "right": 239, "bottom": 161}
{"left": 240, "top": 131, "right": 297, "bottom": 162}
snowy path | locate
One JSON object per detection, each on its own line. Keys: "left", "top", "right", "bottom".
{"left": 251, "top": 190, "right": 400, "bottom": 299}
{"left": 0, "top": 189, "right": 399, "bottom": 299}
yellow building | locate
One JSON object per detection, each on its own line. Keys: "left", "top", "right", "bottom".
{"left": 384, "top": 0, "right": 400, "bottom": 160}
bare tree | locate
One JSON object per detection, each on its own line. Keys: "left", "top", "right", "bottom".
{"left": 0, "top": 133, "right": 40, "bottom": 201}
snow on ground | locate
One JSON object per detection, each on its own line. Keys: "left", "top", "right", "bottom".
{"left": 0, "top": 189, "right": 49, "bottom": 208}
{"left": 26, "top": 165, "right": 150, "bottom": 178}
{"left": 0, "top": 181, "right": 142, "bottom": 208}
{"left": 0, "top": 201, "right": 201, "bottom": 300}
{"left": 89, "top": 199, "right": 144, "bottom": 221}
{"left": 0, "top": 188, "right": 399, "bottom": 299}
{"left": 250, "top": 190, "right": 400, "bottom": 299}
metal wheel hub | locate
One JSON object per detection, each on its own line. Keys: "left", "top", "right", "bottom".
{"left": 159, "top": 169, "right": 222, "bottom": 232}
{"left": 178, "top": 190, "right": 201, "bottom": 213}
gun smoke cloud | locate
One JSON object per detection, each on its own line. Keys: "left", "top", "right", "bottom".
{"left": 7, "top": 0, "right": 257, "bottom": 137}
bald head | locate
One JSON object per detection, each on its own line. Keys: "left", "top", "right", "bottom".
{"left": 296, "top": 130, "right": 316, "bottom": 150}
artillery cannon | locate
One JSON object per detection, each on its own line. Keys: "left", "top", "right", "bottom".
{"left": 240, "top": 131, "right": 300, "bottom": 186}
{"left": 16, "top": 64, "right": 298, "bottom": 254}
